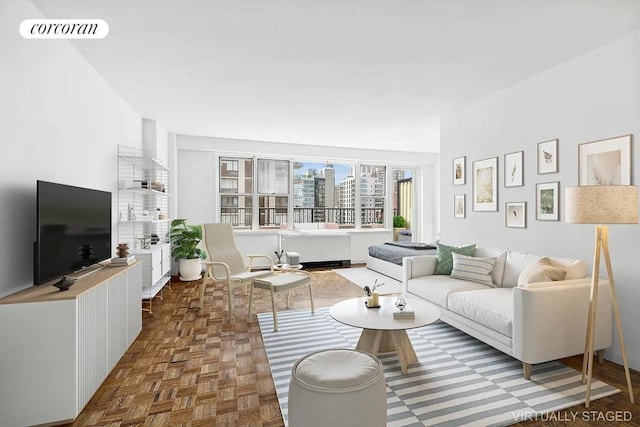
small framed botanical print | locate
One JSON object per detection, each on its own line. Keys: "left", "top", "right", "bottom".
{"left": 504, "top": 151, "right": 524, "bottom": 187}
{"left": 473, "top": 157, "right": 498, "bottom": 211}
{"left": 505, "top": 202, "right": 526, "bottom": 228}
{"left": 536, "top": 182, "right": 559, "bottom": 221}
{"left": 537, "top": 139, "right": 558, "bottom": 174}
{"left": 453, "top": 156, "right": 466, "bottom": 185}
{"left": 454, "top": 194, "right": 465, "bottom": 218}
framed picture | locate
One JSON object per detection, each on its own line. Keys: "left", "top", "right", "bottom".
{"left": 578, "top": 134, "right": 632, "bottom": 185}
{"left": 453, "top": 156, "right": 466, "bottom": 185}
{"left": 537, "top": 139, "right": 558, "bottom": 174}
{"left": 504, "top": 151, "right": 524, "bottom": 187}
{"left": 454, "top": 194, "right": 465, "bottom": 218}
{"left": 473, "top": 157, "right": 498, "bottom": 211}
{"left": 505, "top": 202, "right": 526, "bottom": 228}
{"left": 536, "top": 182, "right": 559, "bottom": 221}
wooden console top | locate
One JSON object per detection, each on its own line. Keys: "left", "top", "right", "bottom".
{"left": 0, "top": 261, "right": 141, "bottom": 304}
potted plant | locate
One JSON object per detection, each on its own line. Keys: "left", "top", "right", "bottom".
{"left": 392, "top": 215, "right": 407, "bottom": 241}
{"left": 169, "top": 219, "right": 207, "bottom": 281}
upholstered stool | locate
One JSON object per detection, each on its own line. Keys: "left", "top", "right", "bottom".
{"left": 249, "top": 271, "right": 314, "bottom": 331}
{"left": 288, "top": 349, "right": 386, "bottom": 427}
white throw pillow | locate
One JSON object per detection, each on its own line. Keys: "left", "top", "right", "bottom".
{"left": 517, "top": 257, "right": 567, "bottom": 287}
{"left": 450, "top": 252, "right": 497, "bottom": 287}
{"left": 547, "top": 256, "right": 588, "bottom": 279}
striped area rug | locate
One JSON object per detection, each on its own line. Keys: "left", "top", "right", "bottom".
{"left": 258, "top": 307, "right": 620, "bottom": 427}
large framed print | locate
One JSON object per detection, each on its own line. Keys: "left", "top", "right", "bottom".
{"left": 505, "top": 202, "right": 526, "bottom": 228}
{"left": 504, "top": 151, "right": 524, "bottom": 187}
{"left": 473, "top": 157, "right": 498, "bottom": 211}
{"left": 578, "top": 134, "right": 631, "bottom": 185}
{"left": 454, "top": 194, "right": 465, "bottom": 218}
{"left": 536, "top": 182, "right": 559, "bottom": 221}
{"left": 537, "top": 139, "right": 558, "bottom": 174}
{"left": 453, "top": 156, "right": 466, "bottom": 185}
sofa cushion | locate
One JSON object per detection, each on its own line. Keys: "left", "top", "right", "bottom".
{"left": 447, "top": 288, "right": 514, "bottom": 337}
{"left": 450, "top": 253, "right": 497, "bottom": 287}
{"left": 407, "top": 276, "right": 490, "bottom": 309}
{"left": 502, "top": 251, "right": 543, "bottom": 287}
{"left": 518, "top": 257, "right": 567, "bottom": 287}
{"left": 474, "top": 248, "right": 507, "bottom": 286}
{"left": 434, "top": 242, "right": 476, "bottom": 275}
{"left": 547, "top": 256, "right": 588, "bottom": 279}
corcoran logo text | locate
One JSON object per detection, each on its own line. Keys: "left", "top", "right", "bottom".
{"left": 20, "top": 19, "right": 109, "bottom": 39}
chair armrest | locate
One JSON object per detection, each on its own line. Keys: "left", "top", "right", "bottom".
{"left": 246, "top": 254, "right": 275, "bottom": 271}
{"left": 512, "top": 278, "right": 612, "bottom": 364}
{"left": 202, "top": 260, "right": 231, "bottom": 281}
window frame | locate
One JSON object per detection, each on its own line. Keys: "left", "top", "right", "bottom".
{"left": 257, "top": 158, "right": 290, "bottom": 229}
{"left": 216, "top": 154, "right": 420, "bottom": 233}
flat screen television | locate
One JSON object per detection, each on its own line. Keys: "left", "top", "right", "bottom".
{"left": 34, "top": 180, "right": 112, "bottom": 285}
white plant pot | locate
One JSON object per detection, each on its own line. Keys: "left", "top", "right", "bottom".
{"left": 179, "top": 258, "right": 202, "bottom": 281}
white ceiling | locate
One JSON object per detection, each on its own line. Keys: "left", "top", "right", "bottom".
{"left": 33, "top": 0, "right": 640, "bottom": 153}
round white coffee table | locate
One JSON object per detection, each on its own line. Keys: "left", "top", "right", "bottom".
{"left": 330, "top": 296, "right": 440, "bottom": 375}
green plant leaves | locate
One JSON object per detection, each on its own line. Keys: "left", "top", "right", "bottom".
{"left": 168, "top": 219, "right": 207, "bottom": 261}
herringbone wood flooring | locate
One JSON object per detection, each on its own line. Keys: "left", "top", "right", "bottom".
{"left": 63, "top": 268, "right": 639, "bottom": 426}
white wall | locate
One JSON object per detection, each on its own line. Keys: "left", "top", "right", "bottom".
{"left": 0, "top": 0, "right": 142, "bottom": 297}
{"left": 440, "top": 30, "right": 640, "bottom": 369}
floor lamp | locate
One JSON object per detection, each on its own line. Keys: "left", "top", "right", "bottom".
{"left": 565, "top": 185, "right": 637, "bottom": 408}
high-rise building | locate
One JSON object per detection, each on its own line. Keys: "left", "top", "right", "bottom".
{"left": 338, "top": 176, "right": 356, "bottom": 208}
{"left": 302, "top": 175, "right": 315, "bottom": 207}
{"left": 321, "top": 165, "right": 335, "bottom": 208}
{"left": 314, "top": 176, "right": 326, "bottom": 222}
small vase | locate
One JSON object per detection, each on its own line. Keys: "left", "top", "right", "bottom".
{"left": 371, "top": 292, "right": 379, "bottom": 307}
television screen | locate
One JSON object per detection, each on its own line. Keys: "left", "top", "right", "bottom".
{"left": 35, "top": 180, "right": 112, "bottom": 285}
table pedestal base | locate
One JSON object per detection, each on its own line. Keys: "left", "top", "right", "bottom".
{"left": 356, "top": 329, "right": 418, "bottom": 374}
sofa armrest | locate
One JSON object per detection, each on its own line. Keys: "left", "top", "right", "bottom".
{"left": 402, "top": 255, "right": 437, "bottom": 282}
{"left": 512, "top": 278, "right": 612, "bottom": 364}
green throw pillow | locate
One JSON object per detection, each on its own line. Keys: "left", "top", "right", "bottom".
{"left": 434, "top": 242, "right": 476, "bottom": 275}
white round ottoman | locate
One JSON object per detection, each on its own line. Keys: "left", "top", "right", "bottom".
{"left": 288, "top": 349, "right": 386, "bottom": 427}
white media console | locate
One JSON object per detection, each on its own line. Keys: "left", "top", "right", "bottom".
{"left": 0, "top": 262, "right": 142, "bottom": 426}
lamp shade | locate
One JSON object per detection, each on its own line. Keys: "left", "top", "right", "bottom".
{"left": 565, "top": 185, "right": 639, "bottom": 224}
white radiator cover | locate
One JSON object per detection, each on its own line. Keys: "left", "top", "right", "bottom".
{"left": 280, "top": 233, "right": 351, "bottom": 263}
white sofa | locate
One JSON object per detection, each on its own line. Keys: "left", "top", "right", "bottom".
{"left": 402, "top": 247, "right": 613, "bottom": 378}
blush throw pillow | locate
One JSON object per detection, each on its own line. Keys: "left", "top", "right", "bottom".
{"left": 450, "top": 252, "right": 497, "bottom": 287}
{"left": 517, "top": 257, "right": 568, "bottom": 287}
{"left": 434, "top": 242, "right": 476, "bottom": 275}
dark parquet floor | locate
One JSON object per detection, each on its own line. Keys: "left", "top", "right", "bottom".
{"left": 64, "top": 268, "right": 639, "bottom": 426}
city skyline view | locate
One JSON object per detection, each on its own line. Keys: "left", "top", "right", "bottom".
{"left": 295, "top": 162, "right": 352, "bottom": 183}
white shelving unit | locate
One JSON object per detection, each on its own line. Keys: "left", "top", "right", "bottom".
{"left": 117, "top": 145, "right": 172, "bottom": 311}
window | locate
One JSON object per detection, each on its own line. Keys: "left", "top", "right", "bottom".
{"left": 360, "top": 164, "right": 385, "bottom": 227}
{"left": 293, "top": 162, "right": 354, "bottom": 227}
{"left": 218, "top": 156, "right": 416, "bottom": 232}
{"left": 393, "top": 168, "right": 414, "bottom": 230}
{"left": 219, "top": 157, "right": 253, "bottom": 228}
{"left": 258, "top": 159, "right": 289, "bottom": 228}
